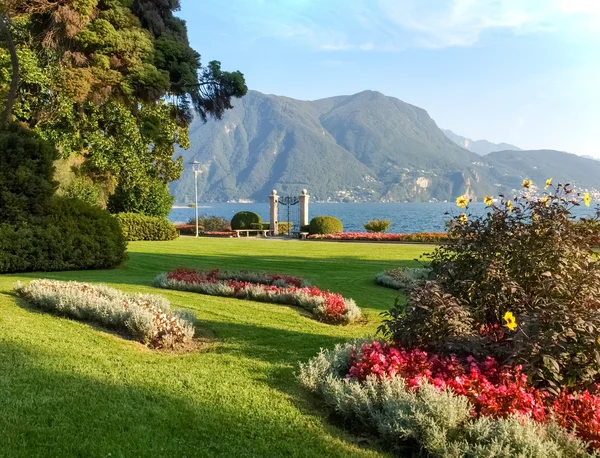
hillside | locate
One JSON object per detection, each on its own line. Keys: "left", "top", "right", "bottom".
{"left": 170, "top": 90, "right": 600, "bottom": 202}
{"left": 443, "top": 129, "right": 521, "bottom": 155}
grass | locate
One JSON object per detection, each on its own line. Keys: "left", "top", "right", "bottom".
{"left": 0, "top": 237, "right": 432, "bottom": 457}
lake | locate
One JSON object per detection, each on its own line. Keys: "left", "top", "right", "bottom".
{"left": 169, "top": 202, "right": 598, "bottom": 233}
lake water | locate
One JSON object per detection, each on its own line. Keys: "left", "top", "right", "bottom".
{"left": 169, "top": 202, "right": 598, "bottom": 233}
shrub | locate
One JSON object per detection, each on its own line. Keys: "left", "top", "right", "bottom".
{"left": 155, "top": 268, "right": 361, "bottom": 324}
{"left": 15, "top": 280, "right": 194, "bottom": 349}
{"left": 364, "top": 219, "right": 391, "bottom": 233}
{"left": 300, "top": 224, "right": 310, "bottom": 233}
{"left": 381, "top": 183, "right": 600, "bottom": 390}
{"left": 116, "top": 213, "right": 178, "bottom": 241}
{"left": 186, "top": 215, "right": 230, "bottom": 232}
{"left": 0, "top": 123, "right": 57, "bottom": 222}
{"left": 374, "top": 267, "right": 432, "bottom": 290}
{"left": 230, "top": 211, "right": 262, "bottom": 230}
{"left": 60, "top": 177, "right": 103, "bottom": 207}
{"left": 298, "top": 341, "right": 591, "bottom": 457}
{"left": 308, "top": 216, "right": 343, "bottom": 235}
{"left": 108, "top": 179, "right": 174, "bottom": 218}
{"left": 0, "top": 197, "right": 127, "bottom": 273}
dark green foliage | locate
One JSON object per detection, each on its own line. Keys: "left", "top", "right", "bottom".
{"left": 381, "top": 184, "right": 600, "bottom": 390}
{"left": 309, "top": 216, "right": 343, "bottom": 235}
{"left": 230, "top": 211, "right": 261, "bottom": 230}
{"left": 186, "top": 215, "right": 230, "bottom": 232}
{"left": 60, "top": 177, "right": 102, "bottom": 207}
{"left": 108, "top": 179, "right": 174, "bottom": 217}
{"left": 0, "top": 123, "right": 57, "bottom": 221}
{"left": 0, "top": 197, "right": 127, "bottom": 273}
{"left": 116, "top": 213, "right": 178, "bottom": 241}
{"left": 300, "top": 225, "right": 310, "bottom": 233}
{"left": 364, "top": 219, "right": 391, "bottom": 233}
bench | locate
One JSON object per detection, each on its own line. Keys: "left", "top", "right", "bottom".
{"left": 235, "top": 229, "right": 270, "bottom": 238}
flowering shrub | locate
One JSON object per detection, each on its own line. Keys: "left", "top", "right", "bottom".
{"left": 308, "top": 232, "right": 448, "bottom": 242}
{"left": 155, "top": 268, "right": 361, "bottom": 324}
{"left": 298, "top": 340, "right": 592, "bottom": 457}
{"left": 381, "top": 182, "right": 600, "bottom": 390}
{"left": 15, "top": 280, "right": 195, "bottom": 349}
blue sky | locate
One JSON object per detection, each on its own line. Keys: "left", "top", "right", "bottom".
{"left": 180, "top": 0, "right": 600, "bottom": 157}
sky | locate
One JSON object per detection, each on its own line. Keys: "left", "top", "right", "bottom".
{"left": 180, "top": 0, "right": 600, "bottom": 157}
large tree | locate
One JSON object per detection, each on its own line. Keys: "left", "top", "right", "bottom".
{"left": 0, "top": 0, "right": 247, "bottom": 214}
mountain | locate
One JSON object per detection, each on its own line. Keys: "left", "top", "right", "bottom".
{"left": 170, "top": 90, "right": 600, "bottom": 203}
{"left": 443, "top": 129, "right": 521, "bottom": 155}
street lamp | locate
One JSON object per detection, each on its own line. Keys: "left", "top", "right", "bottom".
{"left": 190, "top": 161, "right": 202, "bottom": 237}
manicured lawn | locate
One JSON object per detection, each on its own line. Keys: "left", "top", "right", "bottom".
{"left": 0, "top": 238, "right": 432, "bottom": 457}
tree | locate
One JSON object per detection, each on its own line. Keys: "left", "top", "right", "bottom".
{"left": 0, "top": 12, "right": 18, "bottom": 124}
{"left": 0, "top": 0, "right": 247, "bottom": 210}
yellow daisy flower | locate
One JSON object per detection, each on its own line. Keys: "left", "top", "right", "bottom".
{"left": 483, "top": 195, "right": 494, "bottom": 206}
{"left": 507, "top": 200, "right": 514, "bottom": 212}
{"left": 503, "top": 311, "right": 517, "bottom": 331}
{"left": 545, "top": 178, "right": 552, "bottom": 190}
{"left": 522, "top": 179, "right": 532, "bottom": 189}
{"left": 584, "top": 192, "right": 592, "bottom": 207}
{"left": 541, "top": 197, "right": 549, "bottom": 207}
{"left": 458, "top": 213, "right": 468, "bottom": 224}
{"left": 456, "top": 195, "right": 469, "bottom": 208}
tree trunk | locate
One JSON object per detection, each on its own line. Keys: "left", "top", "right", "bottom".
{"left": 0, "top": 13, "right": 19, "bottom": 125}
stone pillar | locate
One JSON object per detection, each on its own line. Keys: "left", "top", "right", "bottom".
{"left": 299, "top": 189, "right": 310, "bottom": 228}
{"left": 269, "top": 190, "right": 279, "bottom": 235}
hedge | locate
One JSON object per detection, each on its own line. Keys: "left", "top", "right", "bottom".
{"left": 309, "top": 216, "right": 343, "bottom": 235}
{"left": 0, "top": 197, "right": 127, "bottom": 273}
{"left": 231, "top": 211, "right": 262, "bottom": 230}
{"left": 116, "top": 213, "right": 178, "bottom": 241}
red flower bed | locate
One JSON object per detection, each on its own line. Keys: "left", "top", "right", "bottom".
{"left": 204, "top": 231, "right": 237, "bottom": 237}
{"left": 348, "top": 341, "right": 600, "bottom": 448}
{"left": 308, "top": 232, "right": 448, "bottom": 243}
{"left": 162, "top": 268, "right": 360, "bottom": 323}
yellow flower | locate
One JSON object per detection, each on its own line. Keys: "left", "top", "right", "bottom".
{"left": 458, "top": 213, "right": 468, "bottom": 224}
{"left": 597, "top": 336, "right": 600, "bottom": 345}
{"left": 503, "top": 311, "right": 517, "bottom": 331}
{"left": 456, "top": 195, "right": 469, "bottom": 208}
{"left": 483, "top": 195, "right": 494, "bottom": 206}
{"left": 584, "top": 192, "right": 592, "bottom": 207}
{"left": 541, "top": 197, "right": 549, "bottom": 207}
{"left": 545, "top": 178, "right": 552, "bottom": 190}
{"left": 522, "top": 179, "right": 532, "bottom": 189}
{"left": 532, "top": 213, "right": 539, "bottom": 221}
{"left": 507, "top": 200, "right": 514, "bottom": 212}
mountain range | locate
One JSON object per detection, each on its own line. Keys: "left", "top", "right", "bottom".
{"left": 442, "top": 130, "right": 521, "bottom": 155}
{"left": 170, "top": 90, "right": 600, "bottom": 203}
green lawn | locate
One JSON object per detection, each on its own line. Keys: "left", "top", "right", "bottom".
{"left": 0, "top": 238, "right": 432, "bottom": 458}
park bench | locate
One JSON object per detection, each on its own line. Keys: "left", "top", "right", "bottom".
{"left": 235, "top": 229, "right": 270, "bottom": 238}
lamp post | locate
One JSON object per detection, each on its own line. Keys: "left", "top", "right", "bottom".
{"left": 191, "top": 161, "right": 202, "bottom": 237}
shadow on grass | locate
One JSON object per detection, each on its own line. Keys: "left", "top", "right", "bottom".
{"left": 0, "top": 341, "right": 385, "bottom": 458}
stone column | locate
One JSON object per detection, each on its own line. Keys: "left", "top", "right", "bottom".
{"left": 299, "top": 189, "right": 310, "bottom": 228}
{"left": 269, "top": 190, "right": 279, "bottom": 235}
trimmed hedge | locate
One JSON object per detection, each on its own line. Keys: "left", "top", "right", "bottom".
{"left": 0, "top": 197, "right": 127, "bottom": 273}
{"left": 116, "top": 213, "right": 178, "bottom": 241}
{"left": 309, "top": 216, "right": 343, "bottom": 235}
{"left": 231, "top": 211, "right": 262, "bottom": 230}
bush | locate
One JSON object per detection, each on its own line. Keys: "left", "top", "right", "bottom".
{"left": 300, "top": 224, "right": 310, "bottom": 233}
{"left": 381, "top": 182, "right": 600, "bottom": 390}
{"left": 309, "top": 216, "right": 343, "bottom": 235}
{"left": 0, "top": 123, "right": 57, "bottom": 222}
{"left": 186, "top": 215, "right": 230, "bottom": 232}
{"left": 59, "top": 177, "right": 103, "bottom": 207}
{"left": 298, "top": 341, "right": 592, "bottom": 457}
{"left": 108, "top": 179, "right": 174, "bottom": 217}
{"left": 15, "top": 280, "right": 194, "bottom": 349}
{"left": 374, "top": 267, "right": 432, "bottom": 290}
{"left": 230, "top": 211, "right": 262, "bottom": 230}
{"left": 0, "top": 197, "right": 127, "bottom": 273}
{"left": 116, "top": 213, "right": 178, "bottom": 241}
{"left": 363, "top": 219, "right": 391, "bottom": 233}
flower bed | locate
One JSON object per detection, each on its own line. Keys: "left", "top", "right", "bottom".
{"left": 307, "top": 232, "right": 448, "bottom": 243}
{"left": 374, "top": 267, "right": 432, "bottom": 290}
{"left": 298, "top": 340, "right": 595, "bottom": 457}
{"left": 15, "top": 280, "right": 195, "bottom": 349}
{"left": 154, "top": 268, "right": 361, "bottom": 324}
